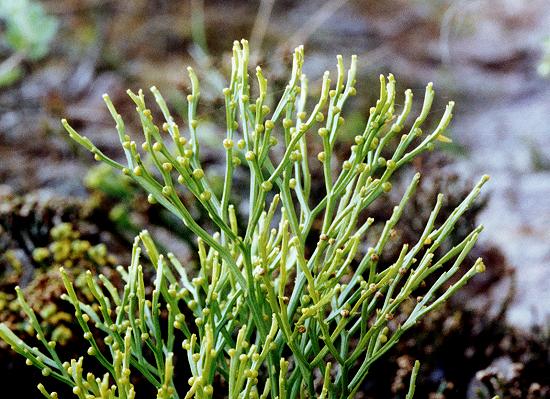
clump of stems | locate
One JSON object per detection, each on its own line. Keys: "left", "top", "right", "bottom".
{"left": 0, "top": 39, "right": 488, "bottom": 398}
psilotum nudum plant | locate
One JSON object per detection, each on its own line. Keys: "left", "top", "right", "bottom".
{"left": 0, "top": 40, "right": 489, "bottom": 398}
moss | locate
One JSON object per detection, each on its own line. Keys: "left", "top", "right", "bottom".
{"left": 0, "top": 194, "right": 123, "bottom": 349}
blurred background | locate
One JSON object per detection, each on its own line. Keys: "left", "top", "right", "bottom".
{"left": 1, "top": 0, "right": 549, "bottom": 398}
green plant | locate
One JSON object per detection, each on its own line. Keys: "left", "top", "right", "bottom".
{"left": 0, "top": 40, "right": 488, "bottom": 398}
{"left": 0, "top": 0, "right": 58, "bottom": 86}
